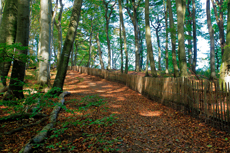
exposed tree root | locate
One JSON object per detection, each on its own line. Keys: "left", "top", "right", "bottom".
{"left": 19, "top": 91, "right": 71, "bottom": 153}
{"left": 4, "top": 117, "right": 49, "bottom": 135}
{"left": 0, "top": 113, "right": 48, "bottom": 123}
{"left": 0, "top": 86, "right": 8, "bottom": 94}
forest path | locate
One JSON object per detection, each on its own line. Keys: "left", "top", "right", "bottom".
{"left": 61, "top": 70, "right": 230, "bottom": 152}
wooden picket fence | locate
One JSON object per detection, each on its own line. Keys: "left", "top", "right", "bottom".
{"left": 68, "top": 66, "right": 230, "bottom": 132}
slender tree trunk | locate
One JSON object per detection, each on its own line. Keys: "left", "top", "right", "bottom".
{"left": 119, "top": 18, "right": 123, "bottom": 73}
{"left": 187, "top": 0, "right": 192, "bottom": 67}
{"left": 6, "top": 0, "right": 30, "bottom": 99}
{"left": 140, "top": 31, "right": 143, "bottom": 70}
{"left": 168, "top": 0, "right": 179, "bottom": 77}
{"left": 37, "top": 0, "right": 51, "bottom": 86}
{"left": 219, "top": 0, "right": 230, "bottom": 85}
{"left": 103, "top": 1, "right": 115, "bottom": 70}
{"left": 192, "top": 0, "right": 197, "bottom": 73}
{"left": 71, "top": 43, "right": 74, "bottom": 66}
{"left": 87, "top": 18, "right": 93, "bottom": 68}
{"left": 176, "top": 0, "right": 188, "bottom": 77}
{"left": 145, "top": 0, "right": 157, "bottom": 77}
{"left": 132, "top": 0, "right": 140, "bottom": 72}
{"left": 96, "top": 33, "right": 104, "bottom": 69}
{"left": 52, "top": 0, "right": 82, "bottom": 91}
{"left": 119, "top": 0, "right": 128, "bottom": 74}
{"left": 156, "top": 29, "right": 161, "bottom": 71}
{"left": 126, "top": 0, "right": 141, "bottom": 71}
{"left": 206, "top": 0, "right": 216, "bottom": 80}
{"left": 0, "top": 0, "right": 18, "bottom": 87}
{"left": 105, "top": 21, "right": 111, "bottom": 70}
{"left": 50, "top": 0, "right": 58, "bottom": 68}
{"left": 74, "top": 42, "right": 78, "bottom": 66}
{"left": 55, "top": 0, "right": 63, "bottom": 68}
{"left": 164, "top": 0, "right": 169, "bottom": 74}
{"left": 0, "top": 0, "right": 2, "bottom": 26}
{"left": 211, "top": 0, "right": 225, "bottom": 56}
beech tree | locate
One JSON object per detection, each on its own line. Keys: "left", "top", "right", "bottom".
{"left": 119, "top": 0, "right": 128, "bottom": 74}
{"left": 219, "top": 0, "right": 230, "bottom": 85}
{"left": 211, "top": 0, "right": 225, "bottom": 56}
{"left": 6, "top": 0, "right": 30, "bottom": 99}
{"left": 0, "top": 0, "right": 2, "bottom": 26}
{"left": 53, "top": 0, "right": 83, "bottom": 91}
{"left": 207, "top": 0, "right": 216, "bottom": 80}
{"left": 55, "top": 0, "right": 64, "bottom": 68}
{"left": 192, "top": 0, "right": 197, "bottom": 73}
{"left": 167, "top": 0, "right": 179, "bottom": 77}
{"left": 145, "top": 0, "right": 157, "bottom": 77}
{"left": 37, "top": 0, "right": 52, "bottom": 86}
{"left": 164, "top": 0, "right": 169, "bottom": 74}
{"left": 125, "top": 0, "right": 141, "bottom": 72}
{"left": 96, "top": 33, "right": 104, "bottom": 69}
{"left": 0, "top": 0, "right": 18, "bottom": 87}
{"left": 176, "top": 0, "right": 188, "bottom": 77}
{"left": 103, "top": 0, "right": 116, "bottom": 70}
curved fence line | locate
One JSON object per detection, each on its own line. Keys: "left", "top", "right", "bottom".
{"left": 68, "top": 66, "right": 230, "bottom": 133}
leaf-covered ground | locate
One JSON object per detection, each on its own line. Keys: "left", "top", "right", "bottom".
{"left": 0, "top": 70, "right": 230, "bottom": 152}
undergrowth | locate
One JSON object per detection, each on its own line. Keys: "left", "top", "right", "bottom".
{"left": 36, "top": 95, "right": 122, "bottom": 152}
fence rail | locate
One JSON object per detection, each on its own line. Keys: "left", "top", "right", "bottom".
{"left": 68, "top": 66, "right": 230, "bottom": 132}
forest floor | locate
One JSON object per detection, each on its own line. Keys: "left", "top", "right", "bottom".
{"left": 0, "top": 69, "right": 230, "bottom": 152}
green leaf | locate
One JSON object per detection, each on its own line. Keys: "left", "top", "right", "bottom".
{"left": 207, "top": 145, "right": 212, "bottom": 148}
{"left": 225, "top": 138, "right": 228, "bottom": 141}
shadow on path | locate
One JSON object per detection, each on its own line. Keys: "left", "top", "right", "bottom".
{"left": 62, "top": 70, "right": 230, "bottom": 152}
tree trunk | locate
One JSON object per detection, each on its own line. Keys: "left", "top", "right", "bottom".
{"left": 87, "top": 18, "right": 93, "bottom": 68}
{"left": 56, "top": 0, "right": 63, "bottom": 68}
{"left": 132, "top": 0, "right": 140, "bottom": 72}
{"left": 0, "top": 0, "right": 2, "bottom": 26}
{"left": 71, "top": 43, "right": 74, "bottom": 66}
{"left": 105, "top": 21, "right": 111, "bottom": 70}
{"left": 125, "top": 0, "right": 141, "bottom": 72}
{"left": 0, "top": 0, "right": 18, "bottom": 87}
{"left": 176, "top": 0, "right": 188, "bottom": 77}
{"left": 74, "top": 42, "right": 78, "bottom": 66}
{"left": 50, "top": 0, "right": 58, "bottom": 68}
{"left": 156, "top": 29, "right": 161, "bottom": 71}
{"left": 192, "top": 0, "right": 197, "bottom": 73}
{"left": 168, "top": 0, "right": 179, "bottom": 77}
{"left": 219, "top": 0, "right": 230, "bottom": 85}
{"left": 211, "top": 0, "right": 225, "bottom": 56}
{"left": 6, "top": 0, "right": 30, "bottom": 99}
{"left": 145, "top": 0, "right": 157, "bottom": 77}
{"left": 206, "top": 0, "right": 216, "bottom": 80}
{"left": 37, "top": 0, "right": 51, "bottom": 86}
{"left": 186, "top": 0, "right": 192, "bottom": 67}
{"left": 145, "top": 52, "right": 149, "bottom": 77}
{"left": 119, "top": 18, "right": 123, "bottom": 73}
{"left": 103, "top": 1, "right": 115, "bottom": 70}
{"left": 96, "top": 33, "right": 104, "bottom": 70}
{"left": 52, "top": 0, "right": 82, "bottom": 91}
{"left": 119, "top": 0, "right": 128, "bottom": 74}
{"left": 140, "top": 31, "right": 143, "bottom": 70}
{"left": 164, "top": 0, "right": 169, "bottom": 74}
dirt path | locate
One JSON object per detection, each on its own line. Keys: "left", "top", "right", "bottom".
{"left": 62, "top": 70, "right": 230, "bottom": 152}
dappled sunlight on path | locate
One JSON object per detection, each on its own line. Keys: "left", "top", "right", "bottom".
{"left": 62, "top": 70, "right": 230, "bottom": 152}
